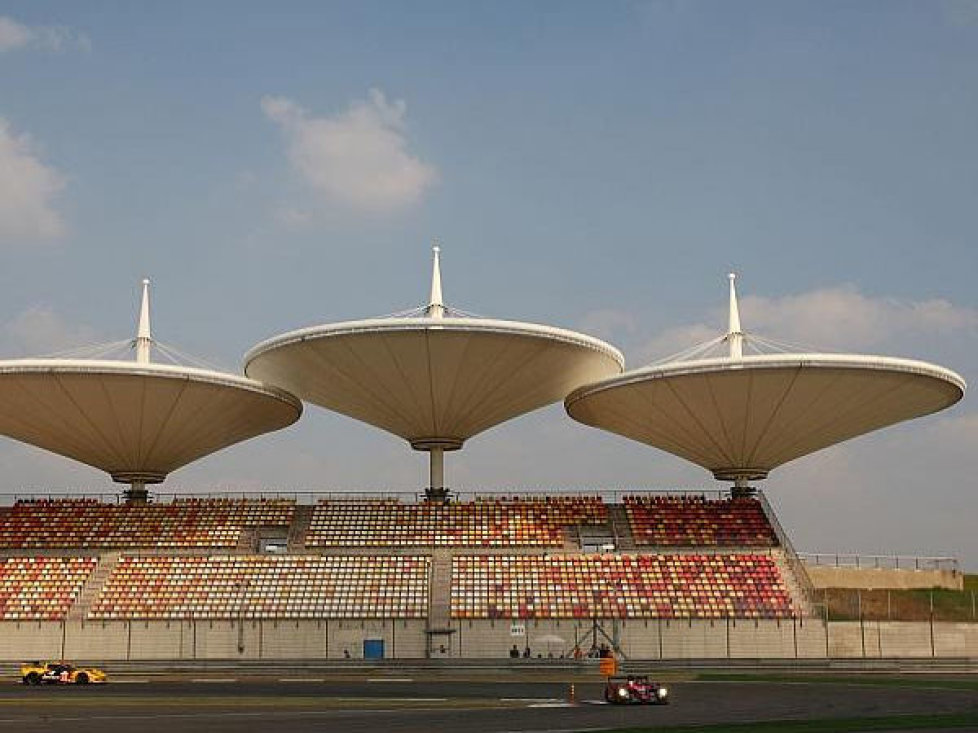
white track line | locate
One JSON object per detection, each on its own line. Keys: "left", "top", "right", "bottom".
{"left": 366, "top": 677, "right": 413, "bottom": 682}
{"left": 278, "top": 678, "right": 324, "bottom": 683}
{"left": 190, "top": 678, "right": 238, "bottom": 683}
{"left": 111, "top": 679, "right": 150, "bottom": 684}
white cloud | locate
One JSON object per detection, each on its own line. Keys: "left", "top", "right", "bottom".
{"left": 578, "top": 308, "right": 638, "bottom": 342}
{"left": 941, "top": 0, "right": 978, "bottom": 27}
{"left": 262, "top": 89, "right": 438, "bottom": 217}
{"left": 0, "top": 307, "right": 98, "bottom": 357}
{"left": 0, "top": 16, "right": 90, "bottom": 54}
{"left": 0, "top": 119, "right": 66, "bottom": 243}
{"left": 637, "top": 285, "right": 978, "bottom": 362}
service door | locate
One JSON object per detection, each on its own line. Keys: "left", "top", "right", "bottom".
{"left": 363, "top": 639, "right": 385, "bottom": 660}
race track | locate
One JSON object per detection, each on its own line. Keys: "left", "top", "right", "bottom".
{"left": 1, "top": 676, "right": 976, "bottom": 732}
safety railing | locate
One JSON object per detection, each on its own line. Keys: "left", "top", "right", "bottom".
{"left": 799, "top": 552, "right": 959, "bottom": 573}
{"left": 755, "top": 490, "right": 816, "bottom": 609}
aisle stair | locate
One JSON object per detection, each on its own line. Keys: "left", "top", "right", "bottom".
{"left": 68, "top": 551, "right": 120, "bottom": 621}
{"left": 287, "top": 504, "right": 315, "bottom": 552}
{"left": 427, "top": 550, "right": 452, "bottom": 628}
{"left": 607, "top": 505, "right": 636, "bottom": 551}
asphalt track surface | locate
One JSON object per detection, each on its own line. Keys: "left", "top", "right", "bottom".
{"left": 1, "top": 677, "right": 976, "bottom": 732}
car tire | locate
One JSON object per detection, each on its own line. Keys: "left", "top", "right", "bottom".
{"left": 26, "top": 673, "right": 41, "bottom": 686}
{"left": 76, "top": 673, "right": 89, "bottom": 685}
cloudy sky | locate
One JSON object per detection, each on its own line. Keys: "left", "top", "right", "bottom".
{"left": 0, "top": 1, "right": 976, "bottom": 565}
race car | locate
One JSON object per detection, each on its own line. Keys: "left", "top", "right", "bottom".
{"left": 604, "top": 674, "right": 669, "bottom": 704}
{"left": 21, "top": 661, "right": 107, "bottom": 685}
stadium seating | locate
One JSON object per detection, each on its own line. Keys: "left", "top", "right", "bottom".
{"left": 0, "top": 556, "right": 96, "bottom": 620}
{"left": 624, "top": 496, "right": 777, "bottom": 546}
{"left": 451, "top": 553, "right": 793, "bottom": 619}
{"left": 88, "top": 555, "right": 429, "bottom": 620}
{"left": 0, "top": 498, "right": 295, "bottom": 549}
{"left": 306, "top": 496, "right": 607, "bottom": 547}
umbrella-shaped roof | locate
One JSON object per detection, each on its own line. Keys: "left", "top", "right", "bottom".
{"left": 0, "top": 281, "right": 301, "bottom": 495}
{"left": 566, "top": 275, "right": 965, "bottom": 485}
{"left": 245, "top": 248, "right": 623, "bottom": 493}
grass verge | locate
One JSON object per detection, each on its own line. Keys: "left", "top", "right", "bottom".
{"left": 598, "top": 711, "right": 978, "bottom": 732}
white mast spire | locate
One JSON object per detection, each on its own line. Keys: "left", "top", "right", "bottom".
{"left": 727, "top": 272, "right": 743, "bottom": 360}
{"left": 135, "top": 278, "right": 152, "bottom": 364}
{"left": 427, "top": 243, "right": 445, "bottom": 319}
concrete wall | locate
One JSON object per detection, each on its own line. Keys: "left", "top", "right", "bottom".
{"left": 806, "top": 565, "right": 962, "bottom": 591}
{"left": 2, "top": 618, "right": 977, "bottom": 661}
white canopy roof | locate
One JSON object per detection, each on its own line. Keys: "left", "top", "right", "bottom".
{"left": 566, "top": 275, "right": 966, "bottom": 483}
{"left": 245, "top": 315, "right": 623, "bottom": 451}
{"left": 245, "top": 249, "right": 623, "bottom": 453}
{"left": 0, "top": 281, "right": 301, "bottom": 486}
{"left": 566, "top": 352, "right": 964, "bottom": 482}
{"left": 0, "top": 359, "right": 301, "bottom": 484}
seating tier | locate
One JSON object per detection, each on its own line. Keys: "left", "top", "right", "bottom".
{"left": 0, "top": 498, "right": 295, "bottom": 549}
{"left": 306, "top": 497, "right": 607, "bottom": 548}
{"left": 625, "top": 496, "right": 777, "bottom": 546}
{"left": 0, "top": 557, "right": 96, "bottom": 620}
{"left": 89, "top": 555, "right": 429, "bottom": 620}
{"left": 451, "top": 553, "right": 793, "bottom": 619}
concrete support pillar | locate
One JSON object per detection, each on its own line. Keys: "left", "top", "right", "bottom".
{"left": 426, "top": 448, "right": 448, "bottom": 500}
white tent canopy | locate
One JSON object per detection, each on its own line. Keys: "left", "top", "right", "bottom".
{"left": 245, "top": 248, "right": 624, "bottom": 494}
{"left": 0, "top": 281, "right": 301, "bottom": 497}
{"left": 566, "top": 275, "right": 966, "bottom": 486}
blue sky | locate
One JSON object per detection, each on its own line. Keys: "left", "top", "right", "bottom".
{"left": 1, "top": 1, "right": 976, "bottom": 564}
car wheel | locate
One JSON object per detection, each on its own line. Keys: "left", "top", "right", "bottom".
{"left": 76, "top": 673, "right": 89, "bottom": 685}
{"left": 25, "top": 673, "right": 40, "bottom": 686}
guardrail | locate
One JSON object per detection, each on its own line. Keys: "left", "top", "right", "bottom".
{"left": 755, "top": 490, "right": 816, "bottom": 610}
{"left": 799, "top": 553, "right": 959, "bottom": 573}
{"left": 0, "top": 487, "right": 732, "bottom": 506}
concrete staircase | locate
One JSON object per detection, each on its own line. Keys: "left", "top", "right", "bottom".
{"left": 607, "top": 505, "right": 636, "bottom": 551}
{"left": 235, "top": 528, "right": 258, "bottom": 553}
{"left": 287, "top": 504, "right": 315, "bottom": 552}
{"left": 772, "top": 548, "right": 815, "bottom": 617}
{"left": 427, "top": 550, "right": 452, "bottom": 629}
{"left": 68, "top": 552, "right": 120, "bottom": 621}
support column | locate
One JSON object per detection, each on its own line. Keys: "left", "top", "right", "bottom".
{"left": 427, "top": 448, "right": 447, "bottom": 501}
{"left": 730, "top": 476, "right": 756, "bottom": 499}
{"left": 125, "top": 481, "right": 149, "bottom": 503}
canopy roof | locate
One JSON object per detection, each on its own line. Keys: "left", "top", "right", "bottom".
{"left": 0, "top": 281, "right": 301, "bottom": 486}
{"left": 566, "top": 275, "right": 966, "bottom": 484}
{"left": 246, "top": 315, "right": 622, "bottom": 451}
{"left": 245, "top": 249, "right": 623, "bottom": 453}
{"left": 0, "top": 359, "right": 300, "bottom": 484}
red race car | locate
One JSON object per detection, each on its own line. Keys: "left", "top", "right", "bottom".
{"left": 604, "top": 675, "right": 669, "bottom": 705}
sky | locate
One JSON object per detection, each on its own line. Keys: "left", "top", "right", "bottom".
{"left": 0, "top": 1, "right": 976, "bottom": 564}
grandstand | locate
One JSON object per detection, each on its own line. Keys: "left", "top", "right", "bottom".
{"left": 0, "top": 267, "right": 967, "bottom": 660}
{"left": 0, "top": 491, "right": 817, "bottom": 659}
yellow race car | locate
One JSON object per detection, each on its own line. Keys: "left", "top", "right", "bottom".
{"left": 21, "top": 661, "right": 107, "bottom": 685}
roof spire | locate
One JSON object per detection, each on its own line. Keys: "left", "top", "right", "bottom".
{"left": 427, "top": 243, "right": 445, "bottom": 319}
{"left": 135, "top": 278, "right": 152, "bottom": 364}
{"left": 727, "top": 272, "right": 743, "bottom": 359}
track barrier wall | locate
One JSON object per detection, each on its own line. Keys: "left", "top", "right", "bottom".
{"left": 3, "top": 618, "right": 978, "bottom": 661}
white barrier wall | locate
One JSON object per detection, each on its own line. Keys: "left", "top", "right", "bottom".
{"left": 806, "top": 566, "right": 962, "bottom": 591}
{"left": 1, "top": 618, "right": 976, "bottom": 661}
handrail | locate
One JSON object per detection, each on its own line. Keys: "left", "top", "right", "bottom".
{"left": 799, "top": 552, "right": 959, "bottom": 573}
{"left": 755, "top": 490, "right": 815, "bottom": 610}
{"left": 0, "top": 487, "right": 731, "bottom": 506}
